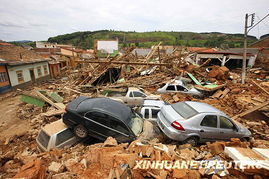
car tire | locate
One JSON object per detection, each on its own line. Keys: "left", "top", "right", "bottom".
{"left": 74, "top": 125, "right": 88, "bottom": 138}
{"left": 183, "top": 137, "right": 198, "bottom": 146}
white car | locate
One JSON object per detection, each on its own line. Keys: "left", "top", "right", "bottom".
{"left": 36, "top": 119, "right": 79, "bottom": 151}
{"left": 140, "top": 100, "right": 166, "bottom": 121}
{"left": 157, "top": 80, "right": 203, "bottom": 97}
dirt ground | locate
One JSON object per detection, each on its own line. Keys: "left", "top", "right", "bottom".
{"left": 0, "top": 95, "right": 30, "bottom": 141}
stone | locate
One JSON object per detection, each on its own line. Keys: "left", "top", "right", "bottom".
{"left": 187, "top": 170, "right": 201, "bottom": 179}
{"left": 208, "top": 142, "right": 225, "bottom": 155}
{"left": 13, "top": 159, "right": 46, "bottom": 179}
{"left": 173, "top": 169, "right": 188, "bottom": 178}
{"left": 48, "top": 162, "right": 64, "bottom": 173}
{"left": 212, "top": 175, "right": 222, "bottom": 179}
{"left": 103, "top": 137, "right": 118, "bottom": 147}
{"left": 52, "top": 172, "right": 77, "bottom": 179}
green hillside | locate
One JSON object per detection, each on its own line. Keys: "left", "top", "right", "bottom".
{"left": 47, "top": 30, "right": 257, "bottom": 49}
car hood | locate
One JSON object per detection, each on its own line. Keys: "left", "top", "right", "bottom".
{"left": 234, "top": 121, "right": 251, "bottom": 136}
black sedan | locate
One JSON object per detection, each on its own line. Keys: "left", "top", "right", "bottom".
{"left": 63, "top": 97, "right": 144, "bottom": 143}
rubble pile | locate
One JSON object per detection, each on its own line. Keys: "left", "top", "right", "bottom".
{"left": 2, "top": 136, "right": 269, "bottom": 179}
{"left": 0, "top": 44, "right": 269, "bottom": 178}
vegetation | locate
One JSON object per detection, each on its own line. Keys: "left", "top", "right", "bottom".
{"left": 46, "top": 30, "right": 257, "bottom": 49}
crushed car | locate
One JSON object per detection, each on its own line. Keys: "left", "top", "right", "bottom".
{"left": 157, "top": 101, "right": 251, "bottom": 146}
{"left": 36, "top": 119, "right": 79, "bottom": 151}
{"left": 138, "top": 100, "right": 167, "bottom": 121}
{"left": 63, "top": 97, "right": 144, "bottom": 143}
{"left": 157, "top": 78, "right": 203, "bottom": 98}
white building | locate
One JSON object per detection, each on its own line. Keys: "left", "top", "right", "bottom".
{"left": 36, "top": 41, "right": 57, "bottom": 48}
{"left": 96, "top": 40, "right": 119, "bottom": 57}
{"left": 6, "top": 60, "right": 50, "bottom": 87}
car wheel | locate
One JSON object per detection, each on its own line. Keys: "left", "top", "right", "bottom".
{"left": 184, "top": 137, "right": 198, "bottom": 146}
{"left": 74, "top": 125, "right": 88, "bottom": 138}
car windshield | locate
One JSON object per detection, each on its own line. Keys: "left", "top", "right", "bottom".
{"left": 37, "top": 130, "right": 50, "bottom": 149}
{"left": 171, "top": 102, "right": 198, "bottom": 119}
{"left": 128, "top": 112, "right": 144, "bottom": 136}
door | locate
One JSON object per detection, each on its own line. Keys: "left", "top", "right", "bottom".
{"left": 107, "top": 115, "right": 131, "bottom": 143}
{"left": 199, "top": 115, "right": 221, "bottom": 141}
{"left": 218, "top": 116, "right": 240, "bottom": 140}
{"left": 29, "top": 69, "right": 35, "bottom": 82}
{"left": 84, "top": 111, "right": 110, "bottom": 140}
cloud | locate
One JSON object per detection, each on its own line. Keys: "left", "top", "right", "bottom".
{"left": 0, "top": 0, "right": 268, "bottom": 41}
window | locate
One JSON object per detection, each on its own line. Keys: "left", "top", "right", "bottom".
{"left": 166, "top": 85, "right": 175, "bottom": 91}
{"left": 176, "top": 85, "right": 186, "bottom": 92}
{"left": 220, "top": 116, "right": 234, "bottom": 129}
{"left": 43, "top": 65, "right": 48, "bottom": 75}
{"left": 16, "top": 70, "right": 24, "bottom": 83}
{"left": 0, "top": 72, "right": 8, "bottom": 82}
{"left": 144, "top": 109, "right": 149, "bottom": 118}
{"left": 200, "top": 115, "right": 218, "bottom": 128}
{"left": 109, "top": 116, "right": 129, "bottom": 134}
{"left": 37, "top": 67, "right": 42, "bottom": 77}
{"left": 85, "top": 111, "right": 109, "bottom": 126}
{"left": 56, "top": 128, "right": 74, "bottom": 146}
{"left": 152, "top": 109, "right": 159, "bottom": 118}
{"left": 171, "top": 102, "right": 198, "bottom": 119}
{"left": 133, "top": 91, "right": 146, "bottom": 97}
{"left": 37, "top": 130, "right": 50, "bottom": 149}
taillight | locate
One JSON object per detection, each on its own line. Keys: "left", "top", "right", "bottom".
{"left": 171, "top": 121, "right": 185, "bottom": 131}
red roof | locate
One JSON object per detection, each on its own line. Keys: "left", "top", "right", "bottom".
{"left": 187, "top": 47, "right": 216, "bottom": 53}
{"left": 0, "top": 42, "right": 13, "bottom": 46}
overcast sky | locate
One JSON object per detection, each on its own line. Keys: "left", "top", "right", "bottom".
{"left": 0, "top": 0, "right": 268, "bottom": 41}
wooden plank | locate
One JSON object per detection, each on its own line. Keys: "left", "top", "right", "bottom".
{"left": 219, "top": 88, "right": 230, "bottom": 99}
{"left": 211, "top": 89, "right": 223, "bottom": 98}
{"left": 20, "top": 94, "right": 45, "bottom": 107}
{"left": 232, "top": 100, "right": 269, "bottom": 119}
{"left": 75, "top": 60, "right": 168, "bottom": 66}
{"left": 35, "top": 90, "right": 65, "bottom": 110}
{"left": 251, "top": 80, "right": 269, "bottom": 96}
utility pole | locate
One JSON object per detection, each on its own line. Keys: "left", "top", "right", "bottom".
{"left": 242, "top": 14, "right": 248, "bottom": 84}
{"left": 242, "top": 12, "right": 269, "bottom": 84}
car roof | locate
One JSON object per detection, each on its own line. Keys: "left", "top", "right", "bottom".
{"left": 143, "top": 100, "right": 165, "bottom": 108}
{"left": 42, "top": 119, "right": 68, "bottom": 136}
{"left": 184, "top": 101, "right": 227, "bottom": 116}
{"left": 76, "top": 97, "right": 132, "bottom": 123}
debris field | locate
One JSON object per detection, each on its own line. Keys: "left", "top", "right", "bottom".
{"left": 1, "top": 45, "right": 269, "bottom": 179}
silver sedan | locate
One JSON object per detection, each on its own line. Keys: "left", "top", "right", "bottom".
{"left": 157, "top": 101, "right": 251, "bottom": 146}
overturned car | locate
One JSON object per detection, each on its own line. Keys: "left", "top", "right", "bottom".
{"left": 63, "top": 97, "right": 144, "bottom": 143}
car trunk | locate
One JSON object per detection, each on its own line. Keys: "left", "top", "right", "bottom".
{"left": 66, "top": 96, "right": 89, "bottom": 111}
{"left": 160, "top": 105, "right": 185, "bottom": 126}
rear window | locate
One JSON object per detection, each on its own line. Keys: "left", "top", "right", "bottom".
{"left": 56, "top": 128, "right": 74, "bottom": 146}
{"left": 171, "top": 102, "right": 198, "bottom": 119}
{"left": 37, "top": 130, "right": 50, "bottom": 149}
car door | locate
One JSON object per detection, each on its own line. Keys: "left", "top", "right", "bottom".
{"left": 199, "top": 115, "right": 221, "bottom": 142}
{"left": 218, "top": 116, "right": 241, "bottom": 140}
{"left": 84, "top": 111, "right": 110, "bottom": 141}
{"left": 107, "top": 115, "right": 132, "bottom": 143}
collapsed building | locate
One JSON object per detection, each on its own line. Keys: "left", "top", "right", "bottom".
{"left": 0, "top": 40, "right": 269, "bottom": 179}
